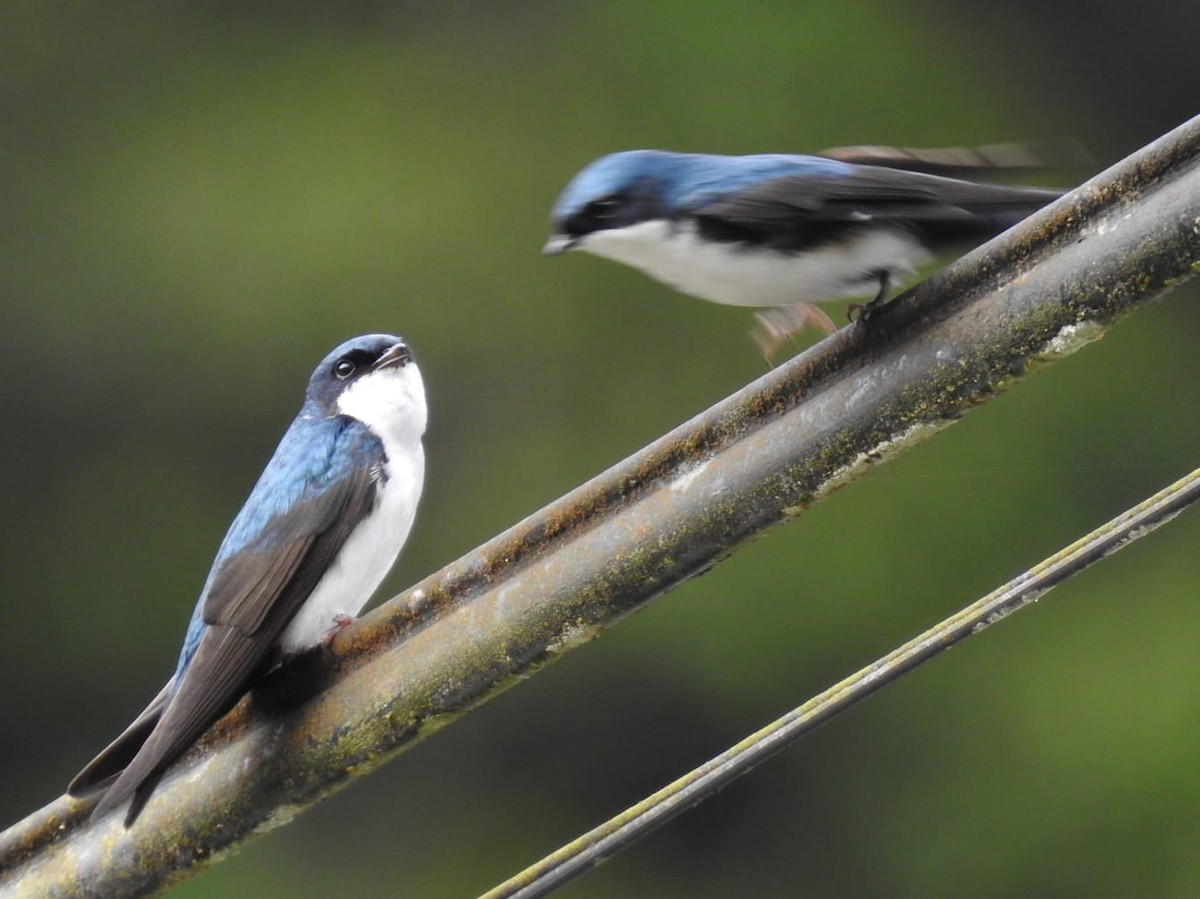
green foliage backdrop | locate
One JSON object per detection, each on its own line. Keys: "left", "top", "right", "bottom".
{"left": 2, "top": 3, "right": 1199, "bottom": 896}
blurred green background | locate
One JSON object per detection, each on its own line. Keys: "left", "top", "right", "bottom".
{"left": 3, "top": 3, "right": 1200, "bottom": 896}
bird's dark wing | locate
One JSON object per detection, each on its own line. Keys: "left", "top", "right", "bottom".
{"left": 692, "top": 168, "right": 1062, "bottom": 249}
{"left": 85, "top": 457, "right": 380, "bottom": 825}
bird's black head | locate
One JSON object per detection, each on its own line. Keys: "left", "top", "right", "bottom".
{"left": 545, "top": 150, "right": 675, "bottom": 253}
{"left": 306, "top": 334, "right": 415, "bottom": 416}
{"left": 554, "top": 176, "right": 666, "bottom": 242}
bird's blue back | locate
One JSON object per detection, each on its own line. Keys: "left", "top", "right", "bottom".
{"left": 552, "top": 150, "right": 856, "bottom": 219}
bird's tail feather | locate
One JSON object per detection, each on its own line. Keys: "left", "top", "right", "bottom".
{"left": 67, "top": 682, "right": 172, "bottom": 797}
{"left": 818, "top": 140, "right": 1091, "bottom": 179}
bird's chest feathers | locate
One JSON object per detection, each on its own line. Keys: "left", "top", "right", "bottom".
{"left": 277, "top": 436, "right": 424, "bottom": 654}
{"left": 580, "top": 219, "right": 931, "bottom": 307}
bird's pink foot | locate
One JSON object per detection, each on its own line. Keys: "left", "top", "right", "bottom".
{"left": 751, "top": 303, "right": 838, "bottom": 362}
{"left": 321, "top": 614, "right": 355, "bottom": 648}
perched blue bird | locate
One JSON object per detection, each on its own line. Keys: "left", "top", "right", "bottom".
{"left": 68, "top": 334, "right": 427, "bottom": 825}
{"left": 544, "top": 146, "right": 1066, "bottom": 356}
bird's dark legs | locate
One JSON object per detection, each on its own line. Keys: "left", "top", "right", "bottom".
{"left": 848, "top": 270, "right": 892, "bottom": 323}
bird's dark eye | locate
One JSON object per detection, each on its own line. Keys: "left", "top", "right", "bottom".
{"left": 333, "top": 358, "right": 357, "bottom": 380}
{"left": 585, "top": 197, "right": 621, "bottom": 219}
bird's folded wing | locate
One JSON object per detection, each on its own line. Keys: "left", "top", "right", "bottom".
{"left": 203, "top": 461, "right": 377, "bottom": 634}
{"left": 87, "top": 460, "right": 379, "bottom": 822}
{"left": 695, "top": 169, "right": 1061, "bottom": 229}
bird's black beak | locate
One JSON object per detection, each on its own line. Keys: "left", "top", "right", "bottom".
{"left": 374, "top": 342, "right": 413, "bottom": 370}
{"left": 542, "top": 234, "right": 576, "bottom": 256}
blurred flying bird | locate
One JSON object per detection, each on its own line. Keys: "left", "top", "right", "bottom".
{"left": 545, "top": 143, "right": 1073, "bottom": 357}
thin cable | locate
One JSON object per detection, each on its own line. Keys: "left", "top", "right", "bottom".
{"left": 483, "top": 467, "right": 1200, "bottom": 899}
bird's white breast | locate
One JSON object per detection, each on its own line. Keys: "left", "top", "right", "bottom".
{"left": 578, "top": 219, "right": 932, "bottom": 307}
{"left": 278, "top": 364, "right": 427, "bottom": 654}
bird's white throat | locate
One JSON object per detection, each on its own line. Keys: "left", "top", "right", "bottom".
{"left": 336, "top": 363, "right": 428, "bottom": 448}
